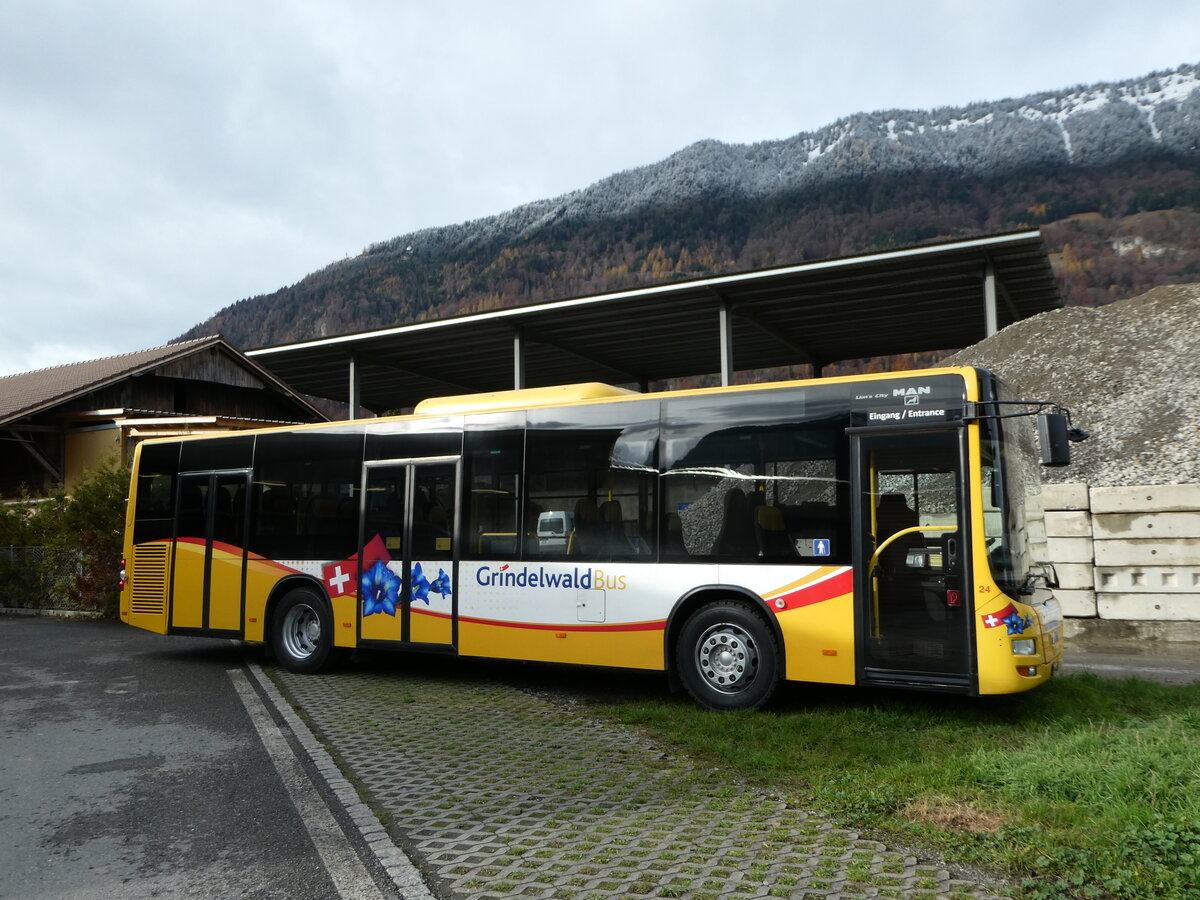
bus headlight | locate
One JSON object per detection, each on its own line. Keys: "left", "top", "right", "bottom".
{"left": 1011, "top": 638, "right": 1037, "bottom": 656}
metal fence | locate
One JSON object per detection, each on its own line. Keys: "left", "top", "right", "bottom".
{"left": 0, "top": 547, "right": 86, "bottom": 610}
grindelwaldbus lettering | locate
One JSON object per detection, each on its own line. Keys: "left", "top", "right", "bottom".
{"left": 473, "top": 565, "right": 627, "bottom": 591}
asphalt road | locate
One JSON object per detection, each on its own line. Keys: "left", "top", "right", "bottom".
{"left": 0, "top": 617, "right": 402, "bottom": 900}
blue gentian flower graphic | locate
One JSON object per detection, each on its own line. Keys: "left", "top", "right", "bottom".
{"left": 1002, "top": 611, "right": 1032, "bottom": 635}
{"left": 362, "top": 561, "right": 400, "bottom": 617}
{"left": 410, "top": 562, "right": 432, "bottom": 605}
{"left": 430, "top": 568, "right": 452, "bottom": 598}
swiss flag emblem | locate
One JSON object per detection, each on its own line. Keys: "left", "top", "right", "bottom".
{"left": 981, "top": 603, "right": 1017, "bottom": 629}
{"left": 321, "top": 534, "right": 390, "bottom": 598}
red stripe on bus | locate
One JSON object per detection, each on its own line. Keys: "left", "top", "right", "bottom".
{"left": 456, "top": 615, "right": 666, "bottom": 634}
{"left": 770, "top": 568, "right": 854, "bottom": 613}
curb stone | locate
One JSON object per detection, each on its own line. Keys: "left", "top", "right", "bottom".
{"left": 247, "top": 662, "right": 438, "bottom": 899}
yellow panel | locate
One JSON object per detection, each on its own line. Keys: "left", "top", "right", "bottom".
{"left": 777, "top": 593, "right": 856, "bottom": 685}
{"left": 243, "top": 556, "right": 289, "bottom": 642}
{"left": 458, "top": 620, "right": 664, "bottom": 670}
{"left": 361, "top": 608, "right": 401, "bottom": 642}
{"left": 332, "top": 594, "right": 358, "bottom": 648}
{"left": 170, "top": 541, "right": 206, "bottom": 629}
{"left": 410, "top": 608, "right": 452, "bottom": 645}
{"left": 208, "top": 546, "right": 243, "bottom": 631}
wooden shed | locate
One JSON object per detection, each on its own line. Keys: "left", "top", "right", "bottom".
{"left": 0, "top": 336, "right": 326, "bottom": 497}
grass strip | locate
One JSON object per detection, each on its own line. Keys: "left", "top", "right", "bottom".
{"left": 598, "top": 672, "right": 1200, "bottom": 899}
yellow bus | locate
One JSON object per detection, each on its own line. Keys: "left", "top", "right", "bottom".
{"left": 120, "top": 367, "right": 1080, "bottom": 710}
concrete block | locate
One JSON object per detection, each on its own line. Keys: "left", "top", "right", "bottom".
{"left": 1026, "top": 517, "right": 1047, "bottom": 546}
{"left": 1041, "top": 483, "right": 1090, "bottom": 511}
{"left": 1091, "top": 484, "right": 1200, "bottom": 514}
{"left": 1054, "top": 589, "right": 1097, "bottom": 618}
{"left": 1098, "top": 593, "right": 1200, "bottom": 621}
{"left": 1094, "top": 539, "right": 1200, "bottom": 567}
{"left": 1046, "top": 482, "right": 1094, "bottom": 511}
{"left": 1093, "top": 512, "right": 1200, "bottom": 540}
{"left": 1065, "top": 616, "right": 1200, "bottom": 643}
{"left": 1046, "top": 537, "right": 1095, "bottom": 563}
{"left": 1045, "top": 510, "right": 1092, "bottom": 538}
{"left": 1095, "top": 566, "right": 1200, "bottom": 593}
{"left": 1054, "top": 563, "right": 1095, "bottom": 590}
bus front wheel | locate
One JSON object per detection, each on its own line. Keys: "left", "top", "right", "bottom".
{"left": 677, "top": 600, "right": 779, "bottom": 711}
{"left": 272, "top": 589, "right": 334, "bottom": 674}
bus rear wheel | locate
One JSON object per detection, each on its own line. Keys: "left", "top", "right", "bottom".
{"left": 677, "top": 600, "right": 779, "bottom": 711}
{"left": 272, "top": 589, "right": 334, "bottom": 674}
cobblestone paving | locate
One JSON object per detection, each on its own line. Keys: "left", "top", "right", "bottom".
{"left": 271, "top": 661, "right": 1007, "bottom": 900}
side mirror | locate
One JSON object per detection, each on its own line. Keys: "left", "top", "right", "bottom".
{"left": 1037, "top": 412, "right": 1071, "bottom": 467}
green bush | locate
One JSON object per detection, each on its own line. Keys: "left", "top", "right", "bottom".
{"left": 0, "top": 462, "right": 128, "bottom": 615}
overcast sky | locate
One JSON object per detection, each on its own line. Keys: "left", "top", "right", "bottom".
{"left": 1, "top": 0, "right": 1197, "bottom": 377}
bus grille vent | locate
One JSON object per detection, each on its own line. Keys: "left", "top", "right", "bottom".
{"left": 131, "top": 544, "right": 169, "bottom": 615}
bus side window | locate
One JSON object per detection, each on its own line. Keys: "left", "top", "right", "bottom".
{"left": 132, "top": 442, "right": 180, "bottom": 545}
{"left": 525, "top": 402, "right": 658, "bottom": 563}
{"left": 662, "top": 391, "right": 848, "bottom": 564}
{"left": 249, "top": 431, "right": 361, "bottom": 562}
{"left": 463, "top": 417, "right": 523, "bottom": 559}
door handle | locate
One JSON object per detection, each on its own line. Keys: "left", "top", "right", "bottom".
{"left": 945, "top": 536, "right": 958, "bottom": 569}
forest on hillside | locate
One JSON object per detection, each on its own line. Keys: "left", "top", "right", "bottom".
{"left": 182, "top": 154, "right": 1200, "bottom": 357}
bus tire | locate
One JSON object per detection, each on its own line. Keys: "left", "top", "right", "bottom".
{"left": 271, "top": 589, "right": 334, "bottom": 674}
{"left": 677, "top": 599, "right": 778, "bottom": 711}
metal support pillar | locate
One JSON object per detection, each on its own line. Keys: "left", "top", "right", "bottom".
{"left": 513, "top": 327, "right": 526, "bottom": 389}
{"left": 718, "top": 298, "right": 734, "bottom": 387}
{"left": 983, "top": 261, "right": 999, "bottom": 337}
{"left": 347, "top": 352, "right": 361, "bottom": 420}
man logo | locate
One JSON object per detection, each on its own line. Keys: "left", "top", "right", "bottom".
{"left": 893, "top": 386, "right": 931, "bottom": 397}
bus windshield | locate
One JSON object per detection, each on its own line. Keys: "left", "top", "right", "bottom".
{"left": 979, "top": 378, "right": 1047, "bottom": 595}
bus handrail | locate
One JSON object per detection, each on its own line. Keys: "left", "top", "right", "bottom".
{"left": 868, "top": 525, "right": 957, "bottom": 573}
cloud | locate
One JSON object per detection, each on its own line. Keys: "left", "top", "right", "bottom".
{"left": 0, "top": 0, "right": 1197, "bottom": 376}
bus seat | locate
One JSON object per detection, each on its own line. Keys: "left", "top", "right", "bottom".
{"left": 663, "top": 512, "right": 686, "bottom": 558}
{"left": 600, "top": 499, "right": 634, "bottom": 557}
{"left": 568, "top": 498, "right": 602, "bottom": 557}
{"left": 715, "top": 488, "right": 755, "bottom": 559}
{"left": 755, "top": 505, "right": 795, "bottom": 560}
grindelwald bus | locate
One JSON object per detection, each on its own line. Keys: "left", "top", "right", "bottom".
{"left": 120, "top": 367, "right": 1080, "bottom": 710}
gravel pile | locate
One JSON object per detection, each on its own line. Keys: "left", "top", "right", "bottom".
{"left": 942, "top": 283, "right": 1200, "bottom": 487}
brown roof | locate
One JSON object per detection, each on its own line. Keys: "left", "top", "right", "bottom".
{"left": 0, "top": 336, "right": 323, "bottom": 426}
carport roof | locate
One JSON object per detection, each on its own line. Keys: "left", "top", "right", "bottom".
{"left": 247, "top": 229, "right": 1060, "bottom": 412}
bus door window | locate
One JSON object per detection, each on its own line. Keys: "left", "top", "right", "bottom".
{"left": 412, "top": 466, "right": 454, "bottom": 557}
{"left": 856, "top": 431, "right": 968, "bottom": 677}
{"left": 364, "top": 470, "right": 406, "bottom": 556}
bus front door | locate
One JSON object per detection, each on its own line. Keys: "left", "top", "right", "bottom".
{"left": 851, "top": 430, "right": 973, "bottom": 690}
{"left": 170, "top": 470, "right": 250, "bottom": 634}
{"left": 360, "top": 457, "right": 459, "bottom": 648}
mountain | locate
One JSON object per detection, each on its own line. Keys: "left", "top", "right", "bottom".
{"left": 182, "top": 64, "right": 1200, "bottom": 356}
